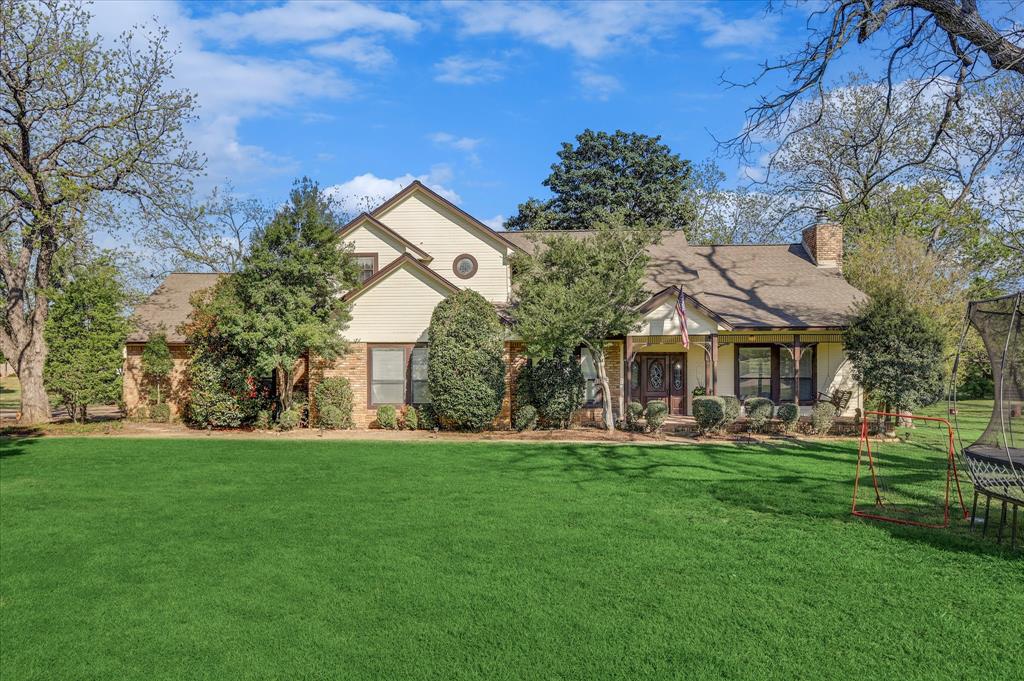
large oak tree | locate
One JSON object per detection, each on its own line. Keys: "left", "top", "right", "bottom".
{"left": 1, "top": 0, "right": 200, "bottom": 422}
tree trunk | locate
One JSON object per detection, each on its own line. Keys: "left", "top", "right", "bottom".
{"left": 592, "top": 345, "right": 615, "bottom": 432}
{"left": 276, "top": 366, "right": 294, "bottom": 412}
{"left": 16, "top": 356, "right": 51, "bottom": 424}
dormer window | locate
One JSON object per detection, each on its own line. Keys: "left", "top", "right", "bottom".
{"left": 355, "top": 254, "right": 378, "bottom": 284}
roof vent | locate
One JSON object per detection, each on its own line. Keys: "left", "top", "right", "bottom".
{"left": 802, "top": 215, "right": 843, "bottom": 269}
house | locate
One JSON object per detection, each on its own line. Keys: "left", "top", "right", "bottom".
{"left": 123, "top": 180, "right": 866, "bottom": 427}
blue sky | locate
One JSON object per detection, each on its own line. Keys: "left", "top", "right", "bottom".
{"left": 89, "top": 1, "right": 814, "bottom": 229}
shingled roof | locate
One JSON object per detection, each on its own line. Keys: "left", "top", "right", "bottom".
{"left": 127, "top": 272, "right": 224, "bottom": 343}
{"left": 502, "top": 230, "right": 865, "bottom": 329}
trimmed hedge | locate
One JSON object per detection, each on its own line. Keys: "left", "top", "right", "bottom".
{"left": 313, "top": 377, "right": 353, "bottom": 429}
{"left": 278, "top": 407, "right": 301, "bottom": 431}
{"left": 744, "top": 397, "right": 775, "bottom": 432}
{"left": 377, "top": 404, "right": 398, "bottom": 430}
{"left": 721, "top": 395, "right": 741, "bottom": 427}
{"left": 417, "top": 404, "right": 437, "bottom": 431}
{"left": 692, "top": 396, "right": 725, "bottom": 435}
{"left": 811, "top": 402, "right": 838, "bottom": 435}
{"left": 776, "top": 403, "right": 800, "bottom": 433}
{"left": 514, "top": 404, "right": 538, "bottom": 432}
{"left": 646, "top": 400, "right": 669, "bottom": 433}
{"left": 427, "top": 290, "right": 506, "bottom": 430}
{"left": 150, "top": 402, "right": 171, "bottom": 423}
{"left": 402, "top": 406, "right": 418, "bottom": 431}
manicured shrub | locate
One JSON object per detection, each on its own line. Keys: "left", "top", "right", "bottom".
{"left": 318, "top": 405, "right": 346, "bottom": 430}
{"left": 811, "top": 401, "right": 838, "bottom": 435}
{"left": 744, "top": 397, "right": 775, "bottom": 433}
{"left": 427, "top": 290, "right": 506, "bottom": 430}
{"left": 277, "top": 407, "right": 301, "bottom": 431}
{"left": 314, "top": 377, "right": 353, "bottom": 429}
{"left": 150, "top": 403, "right": 171, "bottom": 423}
{"left": 776, "top": 403, "right": 800, "bottom": 433}
{"left": 692, "top": 396, "right": 725, "bottom": 435}
{"left": 377, "top": 404, "right": 398, "bottom": 430}
{"left": 402, "top": 406, "right": 418, "bottom": 431}
{"left": 625, "top": 401, "right": 645, "bottom": 432}
{"left": 417, "top": 404, "right": 438, "bottom": 431}
{"left": 514, "top": 404, "right": 538, "bottom": 432}
{"left": 254, "top": 409, "right": 272, "bottom": 430}
{"left": 646, "top": 400, "right": 669, "bottom": 433}
{"left": 721, "top": 396, "right": 741, "bottom": 428}
{"left": 528, "top": 356, "right": 584, "bottom": 428}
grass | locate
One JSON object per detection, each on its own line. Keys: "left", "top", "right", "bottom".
{"left": 0, "top": 375, "right": 19, "bottom": 414}
{"left": 1, "top": 401, "right": 1020, "bottom": 680}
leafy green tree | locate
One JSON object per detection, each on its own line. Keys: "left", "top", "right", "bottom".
{"left": 512, "top": 213, "right": 661, "bottom": 431}
{"left": 427, "top": 289, "right": 506, "bottom": 431}
{"left": 215, "top": 178, "right": 358, "bottom": 412}
{"left": 1, "top": 0, "right": 200, "bottom": 423}
{"left": 43, "top": 257, "right": 131, "bottom": 422}
{"left": 141, "top": 330, "right": 175, "bottom": 405}
{"left": 507, "top": 129, "right": 694, "bottom": 232}
{"left": 845, "top": 289, "right": 946, "bottom": 432}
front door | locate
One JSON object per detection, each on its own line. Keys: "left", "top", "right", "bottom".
{"left": 640, "top": 354, "right": 687, "bottom": 415}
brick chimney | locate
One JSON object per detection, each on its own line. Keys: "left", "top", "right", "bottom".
{"left": 801, "top": 217, "right": 843, "bottom": 269}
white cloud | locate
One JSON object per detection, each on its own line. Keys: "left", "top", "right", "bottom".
{"left": 482, "top": 215, "right": 506, "bottom": 230}
{"left": 442, "top": 0, "right": 778, "bottom": 58}
{"left": 429, "top": 132, "right": 483, "bottom": 151}
{"left": 194, "top": 0, "right": 419, "bottom": 45}
{"left": 325, "top": 166, "right": 461, "bottom": 216}
{"left": 576, "top": 70, "right": 622, "bottom": 101}
{"left": 434, "top": 55, "right": 507, "bottom": 85}
{"left": 86, "top": 1, "right": 353, "bottom": 184}
{"left": 308, "top": 36, "right": 396, "bottom": 70}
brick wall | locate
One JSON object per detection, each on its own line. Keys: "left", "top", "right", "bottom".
{"left": 123, "top": 343, "right": 191, "bottom": 417}
{"left": 310, "top": 343, "right": 375, "bottom": 428}
{"left": 801, "top": 222, "right": 843, "bottom": 268}
{"left": 500, "top": 341, "right": 528, "bottom": 428}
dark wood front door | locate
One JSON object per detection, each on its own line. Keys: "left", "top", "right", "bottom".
{"left": 640, "top": 353, "right": 686, "bottom": 415}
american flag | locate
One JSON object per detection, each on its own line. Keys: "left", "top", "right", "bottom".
{"left": 675, "top": 288, "right": 690, "bottom": 349}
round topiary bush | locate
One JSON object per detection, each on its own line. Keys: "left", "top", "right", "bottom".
{"left": 692, "top": 396, "right": 725, "bottom": 435}
{"left": 314, "top": 377, "right": 353, "bottom": 429}
{"left": 720, "top": 395, "right": 741, "bottom": 429}
{"left": 744, "top": 397, "right": 775, "bottom": 433}
{"left": 811, "top": 401, "right": 838, "bottom": 435}
{"left": 427, "top": 290, "right": 506, "bottom": 430}
{"left": 278, "top": 407, "right": 301, "bottom": 431}
{"left": 625, "top": 401, "right": 645, "bottom": 432}
{"left": 646, "top": 400, "right": 669, "bottom": 433}
{"left": 776, "top": 403, "right": 800, "bottom": 433}
{"left": 376, "top": 404, "right": 398, "bottom": 430}
{"left": 514, "top": 404, "right": 538, "bottom": 432}
{"left": 403, "top": 406, "right": 418, "bottom": 430}
{"left": 254, "top": 409, "right": 272, "bottom": 430}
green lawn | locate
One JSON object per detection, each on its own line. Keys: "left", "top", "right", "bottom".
{"left": 1, "top": 402, "right": 1020, "bottom": 680}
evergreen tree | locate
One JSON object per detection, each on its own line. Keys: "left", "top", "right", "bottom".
{"left": 43, "top": 257, "right": 131, "bottom": 422}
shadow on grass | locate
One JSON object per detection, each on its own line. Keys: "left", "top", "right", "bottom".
{"left": 493, "top": 438, "right": 1021, "bottom": 559}
{"left": 0, "top": 431, "right": 44, "bottom": 458}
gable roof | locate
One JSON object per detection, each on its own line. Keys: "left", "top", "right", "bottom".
{"left": 502, "top": 230, "right": 865, "bottom": 329}
{"left": 371, "top": 180, "right": 524, "bottom": 254}
{"left": 337, "top": 212, "right": 433, "bottom": 262}
{"left": 127, "top": 272, "right": 224, "bottom": 343}
{"left": 342, "top": 253, "right": 460, "bottom": 303}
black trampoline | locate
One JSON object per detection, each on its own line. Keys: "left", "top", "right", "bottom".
{"left": 951, "top": 291, "right": 1023, "bottom": 546}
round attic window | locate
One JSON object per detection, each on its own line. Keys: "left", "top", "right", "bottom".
{"left": 453, "top": 254, "right": 478, "bottom": 279}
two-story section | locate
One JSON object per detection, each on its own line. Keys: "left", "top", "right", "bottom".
{"left": 320, "top": 181, "right": 522, "bottom": 427}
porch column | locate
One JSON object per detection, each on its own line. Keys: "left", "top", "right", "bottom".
{"left": 792, "top": 335, "right": 802, "bottom": 404}
{"left": 708, "top": 334, "right": 718, "bottom": 395}
{"left": 624, "top": 335, "right": 633, "bottom": 403}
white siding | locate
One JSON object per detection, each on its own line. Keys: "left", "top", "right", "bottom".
{"left": 818, "top": 342, "right": 862, "bottom": 417}
{"left": 342, "top": 223, "right": 408, "bottom": 269}
{"left": 637, "top": 298, "right": 721, "bottom": 336}
{"left": 717, "top": 344, "right": 735, "bottom": 399}
{"left": 346, "top": 263, "right": 450, "bottom": 343}
{"left": 375, "top": 192, "right": 511, "bottom": 302}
